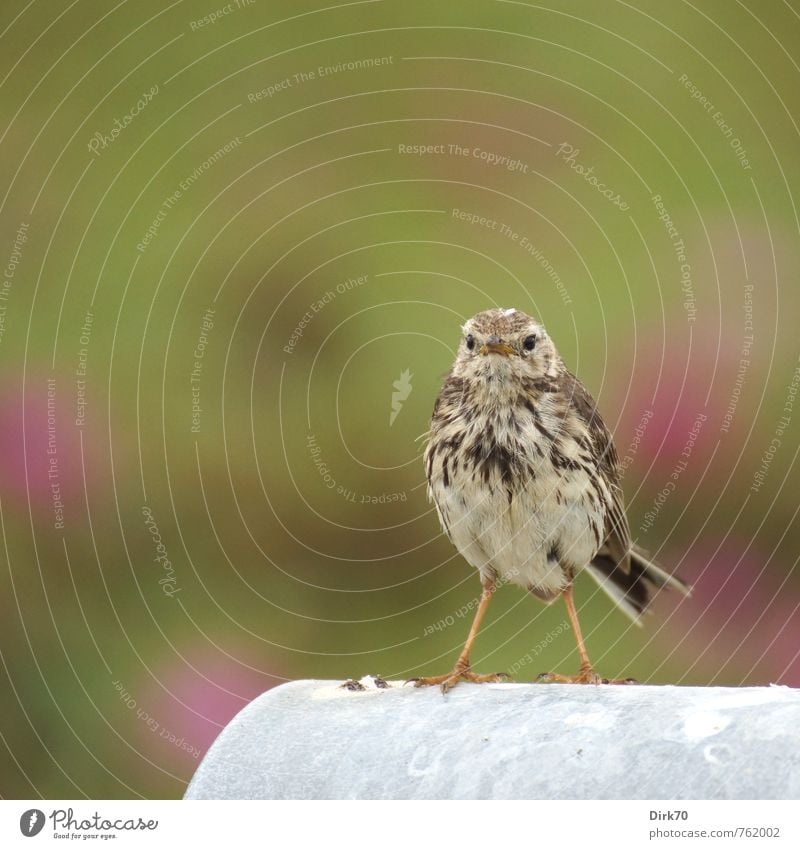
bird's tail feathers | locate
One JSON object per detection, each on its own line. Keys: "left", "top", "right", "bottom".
{"left": 630, "top": 545, "right": 692, "bottom": 595}
{"left": 586, "top": 545, "right": 690, "bottom": 624}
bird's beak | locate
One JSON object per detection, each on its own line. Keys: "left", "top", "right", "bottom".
{"left": 479, "top": 338, "right": 514, "bottom": 356}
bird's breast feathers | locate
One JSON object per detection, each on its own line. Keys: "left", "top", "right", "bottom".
{"left": 425, "top": 387, "right": 610, "bottom": 597}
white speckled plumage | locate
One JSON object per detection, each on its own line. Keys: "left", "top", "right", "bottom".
{"left": 424, "top": 308, "right": 688, "bottom": 618}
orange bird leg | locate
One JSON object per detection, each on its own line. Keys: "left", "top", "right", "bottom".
{"left": 538, "top": 583, "right": 637, "bottom": 685}
{"left": 410, "top": 579, "right": 510, "bottom": 693}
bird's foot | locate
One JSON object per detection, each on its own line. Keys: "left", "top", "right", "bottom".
{"left": 407, "top": 666, "right": 511, "bottom": 694}
{"left": 536, "top": 664, "right": 637, "bottom": 685}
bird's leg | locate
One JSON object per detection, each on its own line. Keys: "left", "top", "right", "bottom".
{"left": 564, "top": 582, "right": 597, "bottom": 682}
{"left": 409, "top": 580, "right": 510, "bottom": 693}
{"left": 537, "top": 583, "right": 636, "bottom": 685}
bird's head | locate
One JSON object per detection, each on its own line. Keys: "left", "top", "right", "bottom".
{"left": 452, "top": 308, "right": 561, "bottom": 384}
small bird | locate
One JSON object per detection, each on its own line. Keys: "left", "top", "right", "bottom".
{"left": 413, "top": 308, "right": 689, "bottom": 692}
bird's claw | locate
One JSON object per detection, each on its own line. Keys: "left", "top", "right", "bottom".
{"left": 410, "top": 668, "right": 512, "bottom": 693}
{"left": 536, "top": 671, "right": 638, "bottom": 685}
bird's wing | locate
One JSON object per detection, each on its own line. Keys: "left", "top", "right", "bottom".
{"left": 424, "top": 371, "right": 462, "bottom": 543}
{"left": 560, "top": 370, "right": 632, "bottom": 573}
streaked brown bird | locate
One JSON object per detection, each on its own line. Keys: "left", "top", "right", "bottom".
{"left": 413, "top": 308, "right": 689, "bottom": 692}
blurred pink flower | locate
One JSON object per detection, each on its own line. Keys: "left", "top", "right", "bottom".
{"left": 669, "top": 539, "right": 800, "bottom": 686}
{"left": 138, "top": 648, "right": 285, "bottom": 761}
{"left": 0, "top": 375, "right": 82, "bottom": 512}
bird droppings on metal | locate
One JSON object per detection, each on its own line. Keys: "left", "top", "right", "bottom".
{"left": 325, "top": 676, "right": 404, "bottom": 698}
{"left": 682, "top": 711, "right": 732, "bottom": 740}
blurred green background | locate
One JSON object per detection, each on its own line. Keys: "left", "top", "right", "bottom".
{"left": 1, "top": 0, "right": 799, "bottom": 798}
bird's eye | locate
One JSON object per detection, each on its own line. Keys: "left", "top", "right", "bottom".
{"left": 465, "top": 335, "right": 475, "bottom": 350}
{"left": 523, "top": 335, "right": 536, "bottom": 351}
